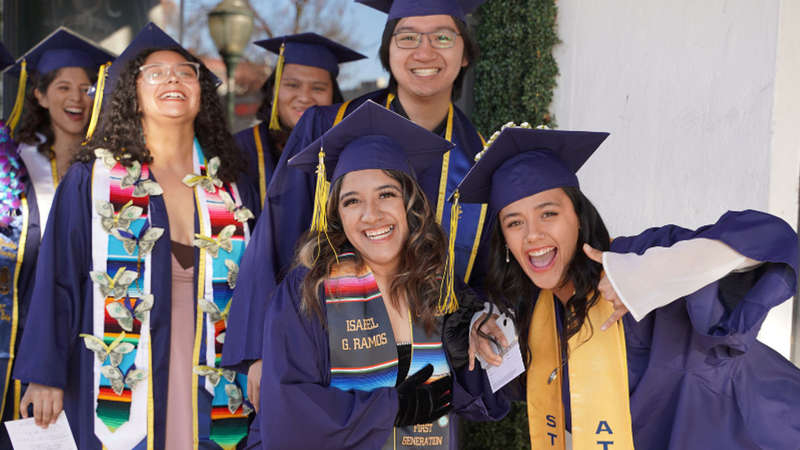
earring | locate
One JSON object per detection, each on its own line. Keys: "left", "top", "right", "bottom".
{"left": 505, "top": 245, "right": 510, "bottom": 263}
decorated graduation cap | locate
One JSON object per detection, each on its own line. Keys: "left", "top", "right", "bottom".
{"left": 356, "top": 0, "right": 485, "bottom": 21}
{"left": 454, "top": 123, "right": 610, "bottom": 216}
{"left": 0, "top": 42, "right": 14, "bottom": 72}
{"left": 4, "top": 27, "right": 114, "bottom": 136}
{"left": 288, "top": 100, "right": 459, "bottom": 312}
{"left": 256, "top": 33, "right": 366, "bottom": 131}
{"left": 85, "top": 22, "right": 221, "bottom": 141}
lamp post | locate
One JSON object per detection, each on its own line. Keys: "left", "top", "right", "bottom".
{"left": 208, "top": 0, "right": 254, "bottom": 129}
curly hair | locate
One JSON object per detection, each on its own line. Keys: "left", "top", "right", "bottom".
{"left": 254, "top": 68, "right": 344, "bottom": 159}
{"left": 486, "top": 186, "right": 610, "bottom": 368}
{"left": 295, "top": 169, "right": 447, "bottom": 334}
{"left": 15, "top": 67, "right": 96, "bottom": 159}
{"left": 77, "top": 47, "right": 246, "bottom": 183}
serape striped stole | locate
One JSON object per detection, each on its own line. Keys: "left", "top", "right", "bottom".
{"left": 324, "top": 253, "right": 451, "bottom": 449}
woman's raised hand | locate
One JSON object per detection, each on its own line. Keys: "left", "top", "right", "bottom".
{"left": 583, "top": 243, "right": 629, "bottom": 331}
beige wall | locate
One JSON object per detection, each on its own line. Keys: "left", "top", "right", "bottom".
{"left": 550, "top": 0, "right": 799, "bottom": 363}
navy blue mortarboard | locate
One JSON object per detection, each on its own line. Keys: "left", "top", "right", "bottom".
{"left": 84, "top": 22, "right": 220, "bottom": 140}
{"left": 255, "top": 33, "right": 365, "bottom": 78}
{"left": 3, "top": 28, "right": 114, "bottom": 136}
{"left": 454, "top": 126, "right": 609, "bottom": 215}
{"left": 289, "top": 99, "right": 453, "bottom": 184}
{"left": 0, "top": 42, "right": 14, "bottom": 72}
{"left": 356, "top": 0, "right": 485, "bottom": 21}
{"left": 3, "top": 27, "right": 113, "bottom": 78}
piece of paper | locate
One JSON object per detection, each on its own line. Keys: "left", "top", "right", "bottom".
{"left": 485, "top": 316, "right": 525, "bottom": 393}
{"left": 4, "top": 410, "right": 78, "bottom": 450}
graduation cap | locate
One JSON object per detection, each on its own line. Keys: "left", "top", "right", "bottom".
{"left": 0, "top": 42, "right": 14, "bottom": 72}
{"left": 85, "top": 22, "right": 220, "bottom": 141}
{"left": 288, "top": 99, "right": 458, "bottom": 313}
{"left": 453, "top": 125, "right": 610, "bottom": 216}
{"left": 256, "top": 33, "right": 366, "bottom": 131}
{"left": 355, "top": 0, "right": 485, "bottom": 21}
{"left": 3, "top": 27, "right": 114, "bottom": 136}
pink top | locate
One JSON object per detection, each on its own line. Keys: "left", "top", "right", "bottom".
{"left": 164, "top": 253, "right": 195, "bottom": 449}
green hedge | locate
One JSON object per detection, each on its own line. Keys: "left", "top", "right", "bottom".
{"left": 462, "top": 1, "right": 558, "bottom": 447}
{"left": 472, "top": 0, "right": 559, "bottom": 137}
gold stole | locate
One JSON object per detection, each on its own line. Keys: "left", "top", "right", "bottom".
{"left": 526, "top": 290, "right": 635, "bottom": 449}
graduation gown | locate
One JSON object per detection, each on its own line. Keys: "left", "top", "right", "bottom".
{"left": 0, "top": 140, "right": 42, "bottom": 446}
{"left": 223, "top": 89, "right": 490, "bottom": 372}
{"left": 514, "top": 210, "right": 799, "bottom": 450}
{"left": 233, "top": 122, "right": 278, "bottom": 207}
{"left": 12, "top": 161, "right": 261, "bottom": 449}
{"left": 259, "top": 266, "right": 509, "bottom": 449}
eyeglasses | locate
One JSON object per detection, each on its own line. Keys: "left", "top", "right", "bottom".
{"left": 392, "top": 30, "right": 460, "bottom": 49}
{"left": 138, "top": 62, "right": 201, "bottom": 85}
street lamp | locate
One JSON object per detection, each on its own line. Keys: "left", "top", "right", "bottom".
{"left": 208, "top": 0, "right": 254, "bottom": 128}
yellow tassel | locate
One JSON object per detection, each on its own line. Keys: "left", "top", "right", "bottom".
{"left": 309, "top": 147, "right": 339, "bottom": 264}
{"left": 310, "top": 148, "right": 329, "bottom": 233}
{"left": 85, "top": 62, "right": 111, "bottom": 142}
{"left": 268, "top": 43, "right": 285, "bottom": 131}
{"left": 438, "top": 191, "right": 460, "bottom": 315}
{"left": 7, "top": 60, "right": 28, "bottom": 138}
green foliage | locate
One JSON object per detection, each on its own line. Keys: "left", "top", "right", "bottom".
{"left": 472, "top": 0, "right": 559, "bottom": 137}
{"left": 460, "top": 401, "right": 531, "bottom": 450}
{"left": 462, "top": 1, "right": 558, "bottom": 446}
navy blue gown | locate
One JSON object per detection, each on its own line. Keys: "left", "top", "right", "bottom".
{"left": 509, "top": 210, "right": 800, "bottom": 450}
{"left": 259, "top": 266, "right": 509, "bottom": 449}
{"left": 13, "top": 161, "right": 261, "bottom": 449}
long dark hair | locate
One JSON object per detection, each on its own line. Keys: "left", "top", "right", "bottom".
{"left": 254, "top": 68, "right": 344, "bottom": 159}
{"left": 379, "top": 16, "right": 480, "bottom": 100}
{"left": 487, "top": 186, "right": 611, "bottom": 367}
{"left": 295, "top": 169, "right": 447, "bottom": 334}
{"left": 15, "top": 67, "right": 97, "bottom": 159}
{"left": 77, "top": 47, "right": 246, "bottom": 183}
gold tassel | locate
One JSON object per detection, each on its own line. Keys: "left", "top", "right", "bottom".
{"left": 268, "top": 43, "right": 285, "bottom": 131}
{"left": 309, "top": 147, "right": 339, "bottom": 264}
{"left": 85, "top": 62, "right": 111, "bottom": 142}
{"left": 438, "top": 191, "right": 460, "bottom": 315}
{"left": 310, "top": 148, "right": 329, "bottom": 233}
{"left": 7, "top": 59, "right": 28, "bottom": 137}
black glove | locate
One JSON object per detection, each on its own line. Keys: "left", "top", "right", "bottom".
{"left": 442, "top": 286, "right": 485, "bottom": 370}
{"left": 395, "top": 363, "right": 453, "bottom": 427}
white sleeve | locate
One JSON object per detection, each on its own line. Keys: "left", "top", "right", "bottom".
{"left": 602, "top": 238, "right": 761, "bottom": 321}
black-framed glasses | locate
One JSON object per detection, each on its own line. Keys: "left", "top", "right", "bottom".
{"left": 392, "top": 30, "right": 460, "bottom": 49}
{"left": 138, "top": 62, "right": 201, "bottom": 85}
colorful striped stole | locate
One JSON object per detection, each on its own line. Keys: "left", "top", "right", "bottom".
{"left": 324, "top": 253, "right": 451, "bottom": 449}
{"left": 186, "top": 141, "right": 252, "bottom": 449}
{"left": 89, "top": 156, "right": 159, "bottom": 448}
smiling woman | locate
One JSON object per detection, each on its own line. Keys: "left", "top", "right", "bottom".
{"left": 0, "top": 28, "right": 112, "bottom": 448}
{"left": 256, "top": 101, "right": 507, "bottom": 449}
{"left": 13, "top": 23, "right": 260, "bottom": 449}
{"left": 457, "top": 125, "right": 800, "bottom": 449}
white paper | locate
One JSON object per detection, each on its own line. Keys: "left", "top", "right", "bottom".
{"left": 485, "top": 316, "right": 525, "bottom": 393}
{"left": 4, "top": 410, "right": 78, "bottom": 450}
